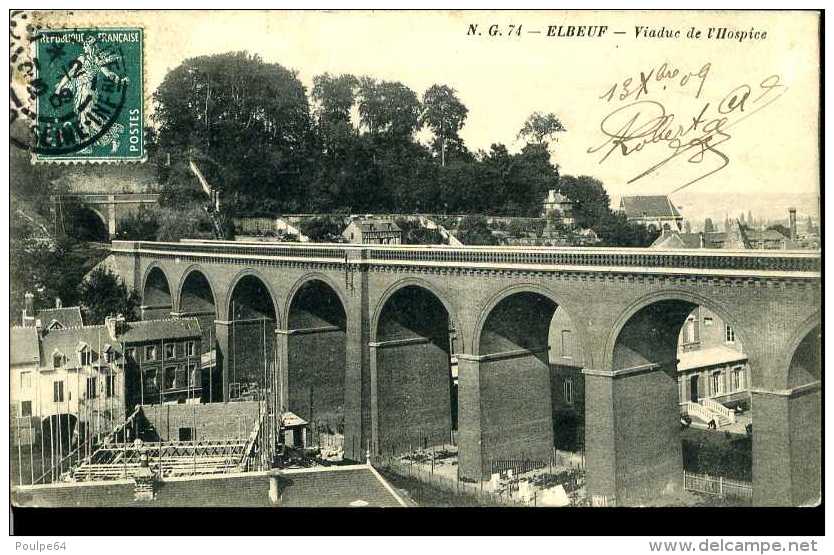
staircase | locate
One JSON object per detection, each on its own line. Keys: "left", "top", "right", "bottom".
{"left": 681, "top": 400, "right": 733, "bottom": 429}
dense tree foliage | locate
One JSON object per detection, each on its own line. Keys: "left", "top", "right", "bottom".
{"left": 79, "top": 267, "right": 140, "bottom": 324}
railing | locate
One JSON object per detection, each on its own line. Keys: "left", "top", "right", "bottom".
{"left": 701, "top": 398, "right": 736, "bottom": 424}
{"left": 110, "top": 240, "right": 821, "bottom": 276}
{"left": 684, "top": 471, "right": 752, "bottom": 499}
{"left": 681, "top": 401, "right": 721, "bottom": 427}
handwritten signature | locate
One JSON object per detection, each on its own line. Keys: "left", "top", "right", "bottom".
{"left": 588, "top": 74, "right": 787, "bottom": 192}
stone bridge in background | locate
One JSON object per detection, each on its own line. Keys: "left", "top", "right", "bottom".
{"left": 109, "top": 239, "right": 821, "bottom": 506}
{"left": 52, "top": 192, "right": 160, "bottom": 239}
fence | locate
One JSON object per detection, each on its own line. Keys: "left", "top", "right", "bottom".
{"left": 683, "top": 471, "right": 752, "bottom": 499}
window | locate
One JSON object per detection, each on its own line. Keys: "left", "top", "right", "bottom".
{"left": 563, "top": 376, "right": 574, "bottom": 405}
{"left": 20, "top": 371, "right": 31, "bottom": 390}
{"left": 186, "top": 341, "right": 196, "bottom": 357}
{"left": 105, "top": 374, "right": 116, "bottom": 398}
{"left": 142, "top": 369, "right": 159, "bottom": 397}
{"left": 125, "top": 348, "right": 136, "bottom": 362}
{"left": 164, "top": 366, "right": 177, "bottom": 390}
{"left": 165, "top": 343, "right": 176, "bottom": 360}
{"left": 189, "top": 363, "right": 200, "bottom": 389}
{"left": 20, "top": 401, "right": 32, "bottom": 417}
{"left": 175, "top": 366, "right": 187, "bottom": 389}
{"left": 85, "top": 376, "right": 96, "bottom": 399}
{"left": 704, "top": 317, "right": 714, "bottom": 327}
{"left": 53, "top": 380, "right": 64, "bottom": 403}
{"left": 53, "top": 352, "right": 63, "bottom": 369}
{"left": 684, "top": 319, "right": 696, "bottom": 344}
{"left": 711, "top": 372, "right": 723, "bottom": 395}
{"left": 79, "top": 346, "right": 92, "bottom": 366}
{"left": 145, "top": 345, "right": 157, "bottom": 361}
{"left": 725, "top": 325, "right": 736, "bottom": 344}
{"left": 732, "top": 367, "right": 746, "bottom": 391}
{"left": 178, "top": 427, "right": 195, "bottom": 441}
{"left": 560, "top": 330, "right": 572, "bottom": 358}
{"left": 104, "top": 347, "right": 114, "bottom": 364}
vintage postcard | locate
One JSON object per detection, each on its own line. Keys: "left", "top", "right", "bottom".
{"left": 8, "top": 8, "right": 821, "bottom": 521}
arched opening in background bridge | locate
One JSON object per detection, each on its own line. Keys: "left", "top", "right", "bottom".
{"left": 373, "top": 285, "right": 456, "bottom": 455}
{"left": 142, "top": 267, "right": 173, "bottom": 320}
{"left": 179, "top": 268, "right": 220, "bottom": 402}
{"left": 286, "top": 279, "right": 347, "bottom": 448}
{"left": 227, "top": 274, "right": 277, "bottom": 402}
{"left": 59, "top": 203, "right": 109, "bottom": 243}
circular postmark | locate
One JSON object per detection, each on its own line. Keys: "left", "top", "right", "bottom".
{"left": 31, "top": 30, "right": 130, "bottom": 156}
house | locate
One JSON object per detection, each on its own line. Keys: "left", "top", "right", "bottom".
{"left": 651, "top": 220, "right": 796, "bottom": 250}
{"left": 10, "top": 327, "right": 41, "bottom": 446}
{"left": 619, "top": 195, "right": 685, "bottom": 232}
{"left": 542, "top": 189, "right": 575, "bottom": 226}
{"left": 342, "top": 218, "right": 402, "bottom": 245}
{"left": 10, "top": 311, "right": 203, "bottom": 453}
{"left": 676, "top": 306, "right": 749, "bottom": 409}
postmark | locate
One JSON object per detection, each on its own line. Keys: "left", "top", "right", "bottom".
{"left": 27, "top": 27, "right": 144, "bottom": 163}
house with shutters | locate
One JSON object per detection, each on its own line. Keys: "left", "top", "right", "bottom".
{"left": 619, "top": 195, "right": 685, "bottom": 232}
{"left": 10, "top": 302, "right": 203, "bottom": 449}
{"left": 342, "top": 218, "right": 402, "bottom": 245}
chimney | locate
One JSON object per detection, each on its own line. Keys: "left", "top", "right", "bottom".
{"left": 22, "top": 292, "right": 35, "bottom": 326}
{"left": 699, "top": 232, "right": 705, "bottom": 249}
{"left": 788, "top": 207, "right": 797, "bottom": 241}
{"left": 106, "top": 314, "right": 126, "bottom": 338}
{"left": 55, "top": 297, "right": 62, "bottom": 309}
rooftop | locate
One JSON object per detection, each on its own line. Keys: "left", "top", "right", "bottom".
{"left": 36, "top": 306, "right": 84, "bottom": 330}
{"left": 352, "top": 219, "right": 401, "bottom": 233}
{"left": 620, "top": 195, "right": 683, "bottom": 220}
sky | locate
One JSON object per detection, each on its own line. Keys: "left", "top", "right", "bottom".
{"left": 30, "top": 10, "right": 821, "bottom": 220}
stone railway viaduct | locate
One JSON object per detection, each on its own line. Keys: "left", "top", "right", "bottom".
{"left": 109, "top": 239, "right": 821, "bottom": 506}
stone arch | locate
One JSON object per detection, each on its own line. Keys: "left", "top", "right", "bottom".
{"left": 603, "top": 289, "right": 744, "bottom": 371}
{"left": 224, "top": 269, "right": 281, "bottom": 324}
{"left": 371, "top": 277, "right": 463, "bottom": 353}
{"left": 785, "top": 311, "right": 821, "bottom": 388}
{"left": 472, "top": 283, "right": 590, "bottom": 362}
{"left": 284, "top": 275, "right": 348, "bottom": 427}
{"left": 225, "top": 270, "right": 281, "bottom": 400}
{"left": 469, "top": 283, "right": 584, "bottom": 468}
{"left": 372, "top": 280, "right": 458, "bottom": 453}
{"left": 141, "top": 264, "right": 173, "bottom": 320}
{"left": 176, "top": 265, "right": 219, "bottom": 316}
{"left": 283, "top": 272, "right": 347, "bottom": 330}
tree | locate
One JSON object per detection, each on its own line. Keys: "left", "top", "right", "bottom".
{"left": 155, "top": 207, "right": 216, "bottom": 242}
{"left": 456, "top": 215, "right": 499, "bottom": 245}
{"left": 420, "top": 84, "right": 469, "bottom": 166}
{"left": 357, "top": 78, "right": 421, "bottom": 140}
{"left": 312, "top": 73, "right": 359, "bottom": 160}
{"left": 115, "top": 205, "right": 160, "bottom": 241}
{"left": 558, "top": 175, "right": 611, "bottom": 230}
{"left": 79, "top": 267, "right": 140, "bottom": 324}
{"left": 298, "top": 216, "right": 344, "bottom": 242}
{"left": 518, "top": 111, "right": 566, "bottom": 148}
{"left": 153, "top": 52, "right": 312, "bottom": 213}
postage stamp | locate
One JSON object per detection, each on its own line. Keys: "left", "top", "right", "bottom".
{"left": 30, "top": 27, "right": 144, "bottom": 163}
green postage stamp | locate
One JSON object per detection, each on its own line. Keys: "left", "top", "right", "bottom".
{"left": 31, "top": 27, "right": 144, "bottom": 163}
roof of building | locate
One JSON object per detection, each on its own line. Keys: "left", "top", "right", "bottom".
{"left": 651, "top": 231, "right": 727, "bottom": 249}
{"left": 40, "top": 325, "right": 110, "bottom": 364}
{"left": 281, "top": 411, "right": 308, "bottom": 427}
{"left": 115, "top": 318, "right": 202, "bottom": 344}
{"left": 678, "top": 346, "right": 748, "bottom": 372}
{"left": 351, "top": 219, "right": 401, "bottom": 233}
{"left": 11, "top": 327, "right": 40, "bottom": 366}
{"left": 620, "top": 195, "right": 682, "bottom": 220}
{"left": 36, "top": 306, "right": 84, "bottom": 329}
{"left": 38, "top": 318, "right": 201, "bottom": 363}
